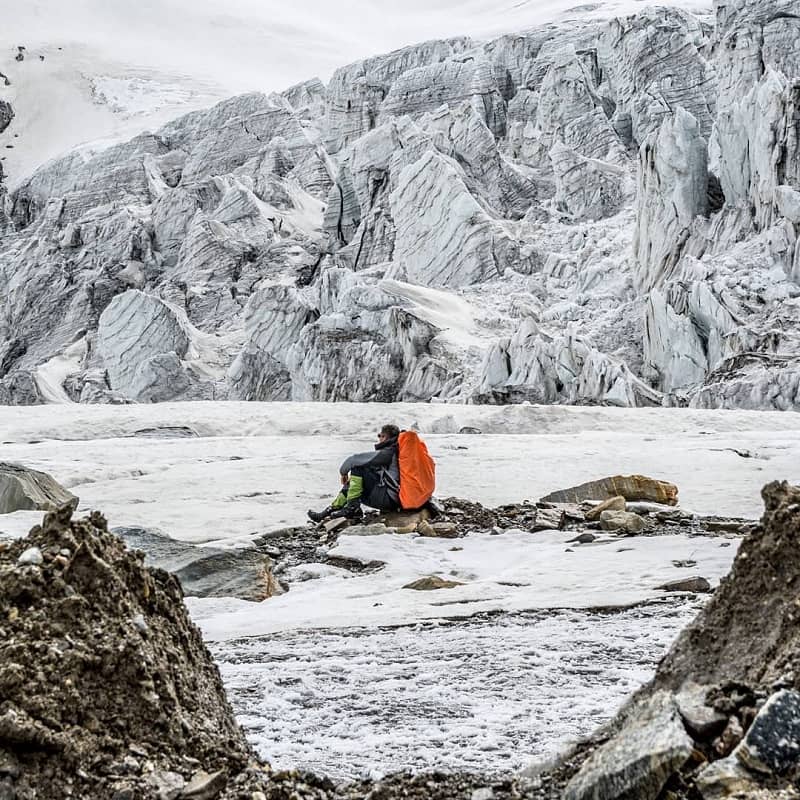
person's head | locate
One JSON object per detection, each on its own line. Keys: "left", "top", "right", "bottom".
{"left": 377, "top": 424, "right": 400, "bottom": 443}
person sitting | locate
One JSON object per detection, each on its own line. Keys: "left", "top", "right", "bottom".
{"left": 308, "top": 424, "right": 401, "bottom": 523}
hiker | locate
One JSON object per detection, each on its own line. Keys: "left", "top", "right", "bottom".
{"left": 308, "top": 424, "right": 402, "bottom": 522}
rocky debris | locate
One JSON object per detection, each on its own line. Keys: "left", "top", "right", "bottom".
{"left": 0, "top": 101, "right": 13, "bottom": 135}
{"left": 676, "top": 683, "right": 729, "bottom": 742}
{"left": 527, "top": 481, "right": 800, "bottom": 799}
{"left": 541, "top": 475, "right": 679, "bottom": 506}
{"left": 585, "top": 496, "right": 626, "bottom": 521}
{"left": 599, "top": 509, "right": 645, "bottom": 534}
{"left": 403, "top": 575, "right": 464, "bottom": 591}
{"left": 735, "top": 690, "right": 800, "bottom": 775}
{"left": 657, "top": 576, "right": 712, "bottom": 594}
{"left": 563, "top": 691, "right": 695, "bottom": 800}
{"left": 115, "top": 526, "right": 284, "bottom": 601}
{"left": 652, "top": 481, "right": 800, "bottom": 690}
{"left": 531, "top": 507, "right": 566, "bottom": 531}
{"left": 0, "top": 503, "right": 265, "bottom": 799}
{"left": 0, "top": 462, "right": 77, "bottom": 513}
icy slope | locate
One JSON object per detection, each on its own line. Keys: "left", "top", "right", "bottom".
{"left": 0, "top": 0, "right": 711, "bottom": 187}
{"left": 1, "top": 0, "right": 799, "bottom": 409}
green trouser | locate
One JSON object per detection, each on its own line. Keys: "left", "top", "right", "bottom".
{"left": 331, "top": 475, "right": 363, "bottom": 509}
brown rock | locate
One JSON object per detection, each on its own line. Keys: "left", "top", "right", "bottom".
{"left": 599, "top": 510, "right": 646, "bottom": 534}
{"left": 541, "top": 475, "right": 678, "bottom": 506}
{"left": 417, "top": 521, "right": 459, "bottom": 538}
{"left": 403, "top": 575, "right": 464, "bottom": 591}
{"left": 381, "top": 509, "right": 431, "bottom": 528}
{"left": 658, "top": 577, "right": 712, "bottom": 594}
{"left": 585, "top": 496, "right": 627, "bottom": 521}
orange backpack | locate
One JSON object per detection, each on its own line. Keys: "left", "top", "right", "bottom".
{"left": 398, "top": 430, "right": 436, "bottom": 510}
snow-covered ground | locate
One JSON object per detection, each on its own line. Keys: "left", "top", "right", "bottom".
{"left": 214, "top": 601, "right": 702, "bottom": 780}
{"left": 1, "top": 401, "right": 795, "bottom": 778}
{"left": 1, "top": 0, "right": 713, "bottom": 185}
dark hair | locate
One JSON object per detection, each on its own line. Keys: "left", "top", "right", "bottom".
{"left": 380, "top": 424, "right": 400, "bottom": 439}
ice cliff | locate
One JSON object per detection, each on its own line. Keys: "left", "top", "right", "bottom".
{"left": 1, "top": 0, "right": 799, "bottom": 409}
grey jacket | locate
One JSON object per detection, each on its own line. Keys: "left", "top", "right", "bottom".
{"left": 340, "top": 436, "right": 400, "bottom": 493}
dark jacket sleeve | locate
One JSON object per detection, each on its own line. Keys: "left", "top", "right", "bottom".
{"left": 340, "top": 447, "right": 393, "bottom": 475}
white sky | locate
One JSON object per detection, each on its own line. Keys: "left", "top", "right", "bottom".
{"left": 2, "top": 0, "right": 713, "bottom": 92}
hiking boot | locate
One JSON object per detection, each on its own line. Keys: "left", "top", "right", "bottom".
{"left": 329, "top": 501, "right": 363, "bottom": 520}
{"left": 307, "top": 505, "right": 335, "bottom": 523}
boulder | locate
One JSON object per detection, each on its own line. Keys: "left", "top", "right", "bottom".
{"left": 564, "top": 691, "right": 694, "bottom": 800}
{"left": 585, "top": 496, "right": 627, "bottom": 521}
{"left": 0, "top": 463, "right": 77, "bottom": 514}
{"left": 403, "top": 575, "right": 464, "bottom": 591}
{"left": 734, "top": 690, "right": 800, "bottom": 775}
{"left": 676, "top": 683, "right": 729, "bottom": 742}
{"left": 695, "top": 755, "right": 759, "bottom": 800}
{"left": 599, "top": 510, "right": 646, "bottom": 534}
{"left": 531, "top": 507, "right": 566, "bottom": 532}
{"left": 380, "top": 509, "right": 431, "bottom": 528}
{"left": 657, "top": 576, "right": 712, "bottom": 594}
{"left": 541, "top": 475, "right": 678, "bottom": 506}
{"left": 417, "top": 520, "right": 459, "bottom": 538}
{"left": 115, "top": 527, "right": 283, "bottom": 601}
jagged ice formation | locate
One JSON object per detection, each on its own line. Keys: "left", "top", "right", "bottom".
{"left": 0, "top": 0, "right": 799, "bottom": 409}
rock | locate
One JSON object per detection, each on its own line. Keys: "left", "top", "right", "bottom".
{"left": 541, "top": 475, "right": 678, "bottom": 506}
{"left": 323, "top": 517, "right": 350, "bottom": 534}
{"left": 531, "top": 507, "right": 566, "bottom": 531}
{"left": 0, "top": 463, "right": 77, "bottom": 514}
{"left": 181, "top": 769, "right": 227, "bottom": 799}
{"left": 114, "top": 527, "right": 283, "bottom": 601}
{"left": 585, "top": 496, "right": 627, "bottom": 521}
{"left": 694, "top": 755, "right": 759, "bottom": 800}
{"left": 564, "top": 691, "right": 694, "bottom": 800}
{"left": 0, "top": 505, "right": 253, "bottom": 797}
{"left": 0, "top": 101, "right": 13, "bottom": 135}
{"left": 380, "top": 509, "right": 431, "bottom": 528}
{"left": 657, "top": 577, "right": 712, "bottom": 594}
{"left": 734, "top": 690, "right": 800, "bottom": 774}
{"left": 403, "top": 575, "right": 464, "bottom": 591}
{"left": 431, "top": 522, "right": 458, "bottom": 536}
{"left": 146, "top": 770, "right": 185, "bottom": 800}
{"left": 713, "top": 716, "right": 745, "bottom": 759}
{"left": 16, "top": 546, "right": 43, "bottom": 566}
{"left": 341, "top": 523, "right": 392, "bottom": 536}
{"left": 651, "top": 482, "right": 800, "bottom": 690}
{"left": 567, "top": 533, "right": 597, "bottom": 545}
{"left": 676, "top": 683, "right": 729, "bottom": 742}
{"left": 599, "top": 510, "right": 646, "bottom": 534}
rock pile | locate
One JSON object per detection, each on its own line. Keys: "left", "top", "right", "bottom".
{"left": 0, "top": 502, "right": 267, "bottom": 799}
{"left": 528, "top": 481, "right": 800, "bottom": 800}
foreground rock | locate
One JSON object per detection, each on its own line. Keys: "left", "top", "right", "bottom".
{"left": 564, "top": 692, "right": 694, "bottom": 800}
{"left": 0, "top": 504, "right": 262, "bottom": 799}
{"left": 529, "top": 481, "right": 800, "bottom": 799}
{"left": 0, "top": 462, "right": 77, "bottom": 514}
